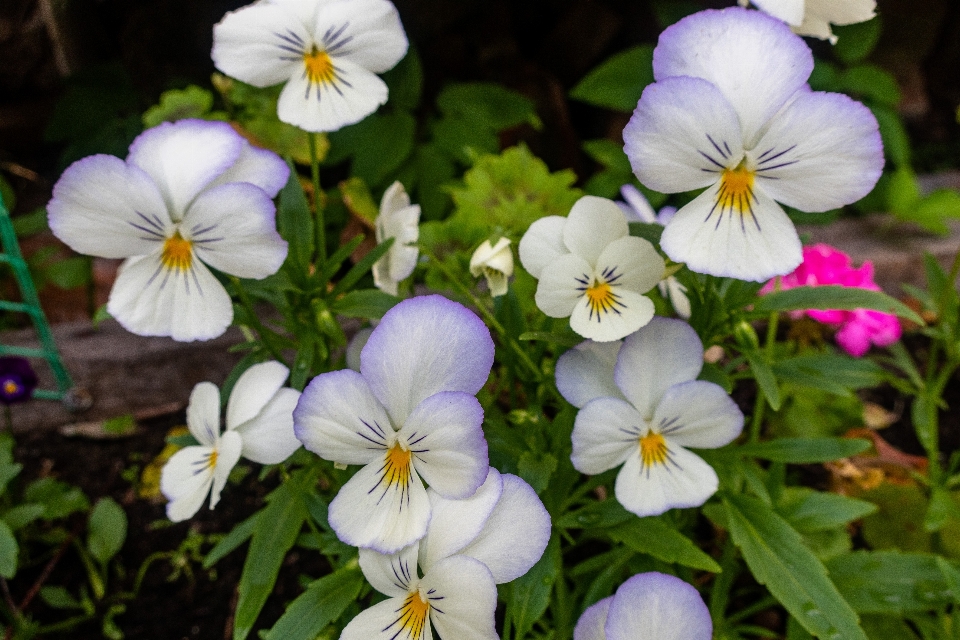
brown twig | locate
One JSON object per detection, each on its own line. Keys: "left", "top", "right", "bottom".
{"left": 18, "top": 529, "right": 77, "bottom": 613}
{"left": 1, "top": 577, "right": 19, "bottom": 640}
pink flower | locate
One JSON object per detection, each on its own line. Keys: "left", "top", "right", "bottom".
{"left": 761, "top": 243, "right": 901, "bottom": 356}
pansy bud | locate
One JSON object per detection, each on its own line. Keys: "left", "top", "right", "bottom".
{"left": 469, "top": 238, "right": 513, "bottom": 297}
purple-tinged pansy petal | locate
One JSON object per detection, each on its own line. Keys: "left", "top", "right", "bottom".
{"left": 127, "top": 120, "right": 244, "bottom": 219}
{"left": 653, "top": 380, "right": 744, "bottom": 449}
{"left": 401, "top": 391, "right": 488, "bottom": 500}
{"left": 0, "top": 357, "right": 37, "bottom": 405}
{"left": 293, "top": 368, "right": 392, "bottom": 466}
{"left": 361, "top": 295, "right": 494, "bottom": 425}
{"left": 615, "top": 443, "right": 718, "bottom": 517}
{"left": 750, "top": 90, "right": 884, "bottom": 212}
{"left": 210, "top": 142, "right": 291, "bottom": 198}
{"left": 652, "top": 7, "right": 813, "bottom": 144}
{"left": 574, "top": 597, "right": 612, "bottom": 640}
{"left": 624, "top": 76, "right": 744, "bottom": 194}
{"left": 570, "top": 397, "right": 643, "bottom": 475}
{"left": 185, "top": 182, "right": 287, "bottom": 280}
{"left": 518, "top": 215, "right": 567, "bottom": 279}
{"left": 358, "top": 544, "right": 419, "bottom": 598}
{"left": 456, "top": 474, "right": 551, "bottom": 584}
{"left": 47, "top": 155, "right": 170, "bottom": 259}
{"left": 313, "top": 0, "right": 408, "bottom": 74}
{"left": 563, "top": 196, "right": 629, "bottom": 266}
{"left": 613, "top": 317, "right": 704, "bottom": 419}
{"left": 604, "top": 572, "right": 712, "bottom": 640}
{"left": 659, "top": 179, "right": 802, "bottom": 282}
{"left": 108, "top": 252, "right": 234, "bottom": 342}
{"left": 555, "top": 340, "right": 624, "bottom": 408}
{"left": 420, "top": 469, "right": 503, "bottom": 574}
{"left": 226, "top": 361, "right": 289, "bottom": 431}
{"left": 186, "top": 381, "right": 221, "bottom": 446}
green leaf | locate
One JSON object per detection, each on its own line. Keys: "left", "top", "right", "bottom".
{"left": 827, "top": 551, "right": 957, "bottom": 614}
{"left": 910, "top": 189, "right": 960, "bottom": 236}
{"left": 331, "top": 289, "right": 401, "bottom": 319}
{"left": 381, "top": 48, "right": 423, "bottom": 112}
{"left": 870, "top": 105, "right": 911, "bottom": 167}
{"left": 142, "top": 85, "right": 214, "bottom": 128}
{"left": 737, "top": 437, "right": 871, "bottom": 463}
{"left": 570, "top": 46, "right": 655, "bottom": 112}
{"left": 517, "top": 451, "right": 557, "bottom": 494}
{"left": 328, "top": 112, "right": 416, "bottom": 188}
{"left": 0, "top": 520, "right": 16, "bottom": 578}
{"left": 723, "top": 493, "right": 867, "bottom": 640}
{"left": 839, "top": 65, "right": 901, "bottom": 107}
{"left": 2, "top": 504, "right": 45, "bottom": 531}
{"left": 45, "top": 256, "right": 91, "bottom": 289}
{"left": 276, "top": 165, "right": 314, "bottom": 283}
{"left": 204, "top": 512, "right": 260, "bottom": 569}
{"left": 11, "top": 207, "right": 49, "bottom": 237}
{"left": 265, "top": 565, "right": 363, "bottom": 640}
{"left": 329, "top": 238, "right": 394, "bottom": 298}
{"left": 833, "top": 17, "right": 882, "bottom": 65}
{"left": 0, "top": 435, "right": 22, "bottom": 497}
{"left": 582, "top": 139, "right": 632, "bottom": 174}
{"left": 747, "top": 352, "right": 782, "bottom": 411}
{"left": 776, "top": 488, "right": 877, "bottom": 532}
{"left": 754, "top": 285, "right": 923, "bottom": 325}
{"left": 39, "top": 586, "right": 84, "bottom": 610}
{"left": 886, "top": 168, "right": 922, "bottom": 216}
{"left": 510, "top": 533, "right": 560, "bottom": 639}
{"left": 772, "top": 353, "right": 886, "bottom": 396}
{"left": 556, "top": 499, "right": 633, "bottom": 530}
{"left": 517, "top": 331, "right": 582, "bottom": 348}
{"left": 607, "top": 517, "right": 722, "bottom": 573}
{"left": 627, "top": 221, "right": 664, "bottom": 246}
{"left": 233, "top": 467, "right": 317, "bottom": 640}
{"left": 87, "top": 497, "right": 127, "bottom": 566}
{"left": 935, "top": 556, "right": 960, "bottom": 601}
{"left": 25, "top": 478, "right": 89, "bottom": 520}
{"left": 437, "top": 82, "right": 540, "bottom": 130}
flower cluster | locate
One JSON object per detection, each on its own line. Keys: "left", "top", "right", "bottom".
{"left": 761, "top": 243, "right": 902, "bottom": 356}
{"left": 624, "top": 7, "right": 884, "bottom": 282}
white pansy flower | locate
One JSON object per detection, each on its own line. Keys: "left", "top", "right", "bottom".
{"left": 469, "top": 238, "right": 514, "bottom": 297}
{"left": 212, "top": 0, "right": 409, "bottom": 132}
{"left": 47, "top": 120, "right": 289, "bottom": 342}
{"left": 739, "top": 0, "right": 876, "bottom": 43}
{"left": 372, "top": 181, "right": 420, "bottom": 296}
{"left": 293, "top": 295, "right": 494, "bottom": 553}
{"left": 160, "top": 361, "right": 302, "bottom": 522}
{"left": 556, "top": 318, "right": 743, "bottom": 517}
{"left": 518, "top": 196, "right": 665, "bottom": 342}
{"left": 346, "top": 469, "right": 551, "bottom": 640}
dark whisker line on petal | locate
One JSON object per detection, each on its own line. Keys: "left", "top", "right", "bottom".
{"left": 757, "top": 144, "right": 797, "bottom": 166}
{"left": 323, "top": 22, "right": 350, "bottom": 47}
{"left": 757, "top": 160, "right": 799, "bottom": 172}
{"left": 275, "top": 43, "right": 304, "bottom": 56}
{"left": 273, "top": 31, "right": 305, "bottom": 51}
{"left": 698, "top": 150, "right": 725, "bottom": 170}
{"left": 128, "top": 222, "right": 165, "bottom": 239}
{"left": 706, "top": 134, "right": 729, "bottom": 160}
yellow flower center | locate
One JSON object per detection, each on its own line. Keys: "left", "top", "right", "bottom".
{"left": 303, "top": 48, "right": 336, "bottom": 85}
{"left": 716, "top": 165, "right": 756, "bottom": 216}
{"left": 639, "top": 432, "right": 668, "bottom": 468}
{"left": 208, "top": 449, "right": 218, "bottom": 469}
{"left": 384, "top": 443, "right": 412, "bottom": 489}
{"left": 161, "top": 232, "right": 193, "bottom": 272}
{"left": 584, "top": 278, "right": 622, "bottom": 322}
{"left": 397, "top": 591, "right": 430, "bottom": 639}
{"left": 2, "top": 381, "right": 19, "bottom": 395}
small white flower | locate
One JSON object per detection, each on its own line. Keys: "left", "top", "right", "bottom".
{"left": 739, "top": 0, "right": 876, "bottom": 43}
{"left": 346, "top": 469, "right": 551, "bottom": 640}
{"left": 556, "top": 318, "right": 743, "bottom": 517}
{"left": 518, "top": 196, "right": 665, "bottom": 342}
{"left": 212, "top": 0, "right": 409, "bottom": 132}
{"left": 160, "top": 361, "right": 302, "bottom": 522}
{"left": 469, "top": 238, "right": 514, "bottom": 297}
{"left": 372, "top": 181, "right": 420, "bottom": 296}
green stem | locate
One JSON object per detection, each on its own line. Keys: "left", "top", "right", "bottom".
{"left": 709, "top": 537, "right": 739, "bottom": 624}
{"left": 308, "top": 132, "right": 327, "bottom": 270}
{"left": 749, "top": 311, "right": 779, "bottom": 443}
{"left": 231, "top": 277, "right": 287, "bottom": 365}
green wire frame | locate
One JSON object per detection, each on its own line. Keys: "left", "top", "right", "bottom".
{"left": 0, "top": 197, "right": 75, "bottom": 403}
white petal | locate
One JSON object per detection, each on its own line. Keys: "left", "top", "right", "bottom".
{"left": 653, "top": 380, "right": 744, "bottom": 449}
{"left": 107, "top": 251, "right": 234, "bottom": 342}
{"left": 361, "top": 295, "right": 494, "bottom": 425}
{"left": 570, "top": 398, "right": 643, "bottom": 476}
{"left": 47, "top": 155, "right": 170, "bottom": 258}
{"left": 277, "top": 57, "right": 388, "bottom": 133}
{"left": 380, "top": 180, "right": 412, "bottom": 214}
{"left": 340, "top": 594, "right": 432, "bottom": 640}
{"left": 619, "top": 185, "right": 657, "bottom": 224}
{"left": 209, "top": 142, "right": 291, "bottom": 198}
{"left": 659, "top": 180, "right": 802, "bottom": 282}
{"left": 358, "top": 543, "right": 419, "bottom": 598}
{"left": 749, "top": 90, "right": 884, "bottom": 212}
{"left": 805, "top": 0, "right": 876, "bottom": 25}
{"left": 457, "top": 474, "right": 552, "bottom": 584}
{"left": 185, "top": 183, "right": 287, "bottom": 280}
{"left": 605, "top": 572, "right": 712, "bottom": 640}
{"left": 313, "top": 0, "right": 408, "bottom": 73}
{"left": 293, "top": 369, "right": 392, "bottom": 466}
{"left": 624, "top": 76, "right": 744, "bottom": 194}
{"left": 161, "top": 446, "right": 214, "bottom": 522}
{"left": 563, "top": 196, "right": 629, "bottom": 266}
{"left": 226, "top": 361, "right": 290, "bottom": 430}
{"left": 555, "top": 340, "right": 625, "bottom": 408}
{"left": 662, "top": 277, "right": 691, "bottom": 319}
{"left": 420, "top": 469, "right": 503, "bottom": 574}
{"left": 421, "top": 556, "right": 499, "bottom": 640}
{"left": 186, "top": 381, "right": 221, "bottom": 446}
{"left": 752, "top": 0, "right": 805, "bottom": 25}
{"left": 569, "top": 289, "right": 655, "bottom": 343}
{"left": 575, "top": 597, "right": 612, "bottom": 640}
{"left": 209, "top": 430, "right": 243, "bottom": 509}
{"left": 212, "top": 2, "right": 307, "bottom": 88}
{"left": 613, "top": 317, "right": 704, "bottom": 419}
{"left": 401, "top": 392, "right": 488, "bottom": 500}
{"left": 234, "top": 388, "right": 302, "bottom": 464}
{"left": 518, "top": 215, "right": 567, "bottom": 279}
{"left": 373, "top": 190, "right": 420, "bottom": 291}
{"left": 597, "top": 236, "right": 664, "bottom": 296}
{"left": 534, "top": 253, "right": 592, "bottom": 319}
{"left": 328, "top": 456, "right": 431, "bottom": 553}
{"left": 127, "top": 120, "right": 243, "bottom": 220}
{"left": 615, "top": 444, "right": 719, "bottom": 517}
{"left": 652, "top": 7, "right": 813, "bottom": 144}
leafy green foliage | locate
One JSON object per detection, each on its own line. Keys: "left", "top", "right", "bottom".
{"left": 736, "top": 437, "right": 871, "bottom": 463}
{"left": 754, "top": 286, "right": 923, "bottom": 324}
{"left": 142, "top": 85, "right": 219, "bottom": 127}
{"left": 87, "top": 498, "right": 127, "bottom": 566}
{"left": 827, "top": 551, "right": 958, "bottom": 615}
{"left": 570, "top": 46, "right": 655, "bottom": 112}
{"left": 265, "top": 565, "right": 364, "bottom": 640}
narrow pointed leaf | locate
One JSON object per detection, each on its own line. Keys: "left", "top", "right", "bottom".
{"left": 754, "top": 286, "right": 922, "bottom": 325}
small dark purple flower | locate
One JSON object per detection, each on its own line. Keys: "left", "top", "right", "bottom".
{"left": 0, "top": 357, "right": 38, "bottom": 405}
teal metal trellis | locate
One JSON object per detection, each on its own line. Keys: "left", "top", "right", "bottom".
{"left": 0, "top": 196, "right": 76, "bottom": 404}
